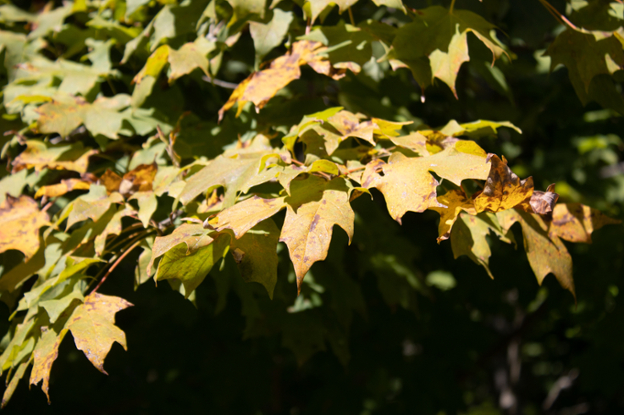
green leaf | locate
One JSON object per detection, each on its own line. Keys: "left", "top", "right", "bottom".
{"left": 149, "top": 224, "right": 231, "bottom": 297}
{"left": 229, "top": 219, "right": 280, "bottom": 298}
{"left": 250, "top": 9, "right": 294, "bottom": 65}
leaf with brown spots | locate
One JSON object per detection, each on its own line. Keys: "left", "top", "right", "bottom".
{"left": 12, "top": 140, "right": 97, "bottom": 174}
{"left": 550, "top": 203, "right": 621, "bottom": 243}
{"left": 148, "top": 224, "right": 231, "bottom": 296}
{"left": 279, "top": 176, "right": 354, "bottom": 292}
{"left": 430, "top": 189, "right": 476, "bottom": 242}
{"left": 325, "top": 110, "right": 377, "bottom": 146}
{"left": 29, "top": 327, "right": 68, "bottom": 403}
{"left": 361, "top": 142, "right": 488, "bottom": 223}
{"left": 474, "top": 154, "right": 534, "bottom": 213}
{"left": 497, "top": 209, "right": 575, "bottom": 298}
{"left": 36, "top": 98, "right": 87, "bottom": 138}
{"left": 0, "top": 195, "right": 49, "bottom": 260}
{"left": 211, "top": 195, "right": 287, "bottom": 238}
{"left": 65, "top": 292, "right": 133, "bottom": 374}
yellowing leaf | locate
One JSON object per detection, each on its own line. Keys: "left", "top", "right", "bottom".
{"left": 66, "top": 292, "right": 133, "bottom": 374}
{"left": 149, "top": 224, "right": 231, "bottom": 296}
{"left": 391, "top": 6, "right": 505, "bottom": 92}
{"left": 497, "top": 209, "right": 575, "bottom": 298}
{"left": 430, "top": 189, "right": 476, "bottom": 242}
{"left": 180, "top": 151, "right": 275, "bottom": 207}
{"left": 229, "top": 219, "right": 280, "bottom": 298}
{"left": 29, "top": 327, "right": 68, "bottom": 403}
{"left": 429, "top": 26, "right": 469, "bottom": 97}
{"left": 119, "top": 163, "right": 158, "bottom": 196}
{"left": 362, "top": 143, "right": 487, "bottom": 223}
{"left": 213, "top": 195, "right": 287, "bottom": 238}
{"left": 218, "top": 41, "right": 350, "bottom": 120}
{"left": 66, "top": 185, "right": 124, "bottom": 229}
{"left": 550, "top": 203, "right": 621, "bottom": 243}
{"left": 362, "top": 154, "right": 442, "bottom": 223}
{"left": 36, "top": 99, "right": 86, "bottom": 138}
{"left": 544, "top": 29, "right": 624, "bottom": 103}
{"left": 474, "top": 154, "right": 534, "bottom": 213}
{"left": 34, "top": 179, "right": 91, "bottom": 199}
{"left": 99, "top": 169, "right": 123, "bottom": 194}
{"left": 0, "top": 195, "right": 49, "bottom": 260}
{"left": 280, "top": 176, "right": 354, "bottom": 292}
{"left": 12, "top": 140, "right": 96, "bottom": 174}
{"left": 326, "top": 110, "right": 377, "bottom": 146}
{"left": 451, "top": 212, "right": 511, "bottom": 279}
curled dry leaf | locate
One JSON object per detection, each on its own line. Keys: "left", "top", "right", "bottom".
{"left": 0, "top": 195, "right": 49, "bottom": 259}
{"left": 517, "top": 183, "right": 559, "bottom": 215}
{"left": 474, "top": 154, "right": 534, "bottom": 213}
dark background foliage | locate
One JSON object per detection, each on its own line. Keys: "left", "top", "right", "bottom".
{"left": 1, "top": 0, "right": 624, "bottom": 414}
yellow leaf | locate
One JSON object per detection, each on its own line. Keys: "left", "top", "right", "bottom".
{"left": 29, "top": 327, "right": 67, "bottom": 403}
{"left": 0, "top": 195, "right": 49, "bottom": 260}
{"left": 66, "top": 292, "right": 133, "bottom": 374}
{"left": 34, "top": 179, "right": 91, "bottom": 199}
{"left": 430, "top": 189, "right": 476, "bottom": 242}
{"left": 12, "top": 140, "right": 96, "bottom": 174}
{"left": 213, "top": 195, "right": 287, "bottom": 238}
{"left": 550, "top": 203, "right": 621, "bottom": 243}
{"left": 280, "top": 177, "right": 354, "bottom": 292}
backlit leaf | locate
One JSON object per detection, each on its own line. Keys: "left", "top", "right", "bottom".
{"left": 474, "top": 154, "right": 534, "bottom": 213}
{"left": 550, "top": 203, "right": 621, "bottom": 243}
{"left": 0, "top": 195, "right": 49, "bottom": 260}
{"left": 280, "top": 176, "right": 354, "bottom": 292}
{"left": 66, "top": 292, "right": 133, "bottom": 374}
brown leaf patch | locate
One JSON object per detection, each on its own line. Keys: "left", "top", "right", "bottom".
{"left": 474, "top": 154, "right": 534, "bottom": 213}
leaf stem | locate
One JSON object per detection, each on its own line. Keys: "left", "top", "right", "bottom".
{"left": 449, "top": 0, "right": 456, "bottom": 13}
{"left": 92, "top": 238, "right": 143, "bottom": 293}
{"left": 348, "top": 7, "right": 355, "bottom": 25}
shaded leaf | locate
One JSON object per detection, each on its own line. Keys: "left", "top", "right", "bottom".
{"left": 230, "top": 219, "right": 280, "bottom": 298}
{"left": 29, "top": 327, "right": 68, "bottom": 403}
{"left": 550, "top": 203, "right": 621, "bottom": 243}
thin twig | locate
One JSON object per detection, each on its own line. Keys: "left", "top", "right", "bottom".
{"left": 92, "top": 239, "right": 143, "bottom": 293}
{"left": 348, "top": 7, "right": 355, "bottom": 25}
{"left": 201, "top": 75, "right": 238, "bottom": 89}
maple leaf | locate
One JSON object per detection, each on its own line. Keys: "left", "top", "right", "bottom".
{"left": 34, "top": 178, "right": 91, "bottom": 199}
{"left": 550, "top": 203, "right": 621, "bottom": 243}
{"left": 66, "top": 292, "right": 133, "bottom": 374}
{"left": 362, "top": 141, "right": 489, "bottom": 223}
{"left": 497, "top": 209, "right": 575, "bottom": 297}
{"left": 517, "top": 184, "right": 559, "bottom": 215}
{"left": 280, "top": 176, "right": 354, "bottom": 292}
{"left": 451, "top": 212, "right": 513, "bottom": 278}
{"left": 180, "top": 138, "right": 278, "bottom": 207}
{"left": 12, "top": 140, "right": 97, "bottom": 174}
{"left": 391, "top": 5, "right": 505, "bottom": 93}
{"left": 474, "top": 154, "right": 534, "bottom": 213}
{"left": 430, "top": 189, "right": 476, "bottom": 242}
{"left": 65, "top": 185, "right": 124, "bottom": 229}
{"left": 544, "top": 29, "right": 624, "bottom": 104}
{"left": 212, "top": 195, "right": 287, "bottom": 238}
{"left": 229, "top": 219, "right": 280, "bottom": 298}
{"left": 29, "top": 327, "right": 67, "bottom": 403}
{"left": 0, "top": 195, "right": 49, "bottom": 260}
{"left": 149, "top": 224, "right": 230, "bottom": 297}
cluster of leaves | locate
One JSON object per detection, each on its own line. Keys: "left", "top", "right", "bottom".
{"left": 0, "top": 0, "right": 622, "bottom": 409}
